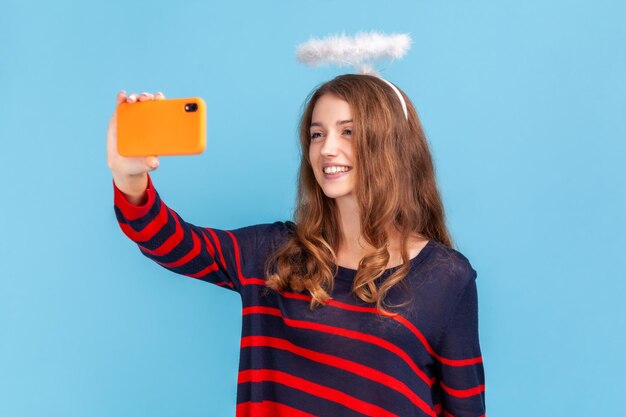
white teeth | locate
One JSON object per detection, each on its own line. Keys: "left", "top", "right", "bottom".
{"left": 323, "top": 166, "right": 351, "bottom": 174}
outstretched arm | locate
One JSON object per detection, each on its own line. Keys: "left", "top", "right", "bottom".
{"left": 108, "top": 91, "right": 281, "bottom": 293}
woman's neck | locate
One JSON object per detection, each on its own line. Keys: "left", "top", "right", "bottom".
{"left": 334, "top": 196, "right": 427, "bottom": 270}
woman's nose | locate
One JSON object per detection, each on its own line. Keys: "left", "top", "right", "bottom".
{"left": 320, "top": 133, "right": 339, "bottom": 156}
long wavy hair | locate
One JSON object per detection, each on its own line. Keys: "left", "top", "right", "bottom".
{"left": 265, "top": 74, "right": 453, "bottom": 314}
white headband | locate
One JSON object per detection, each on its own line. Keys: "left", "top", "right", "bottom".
{"left": 296, "top": 32, "right": 412, "bottom": 120}
{"left": 378, "top": 78, "right": 408, "bottom": 120}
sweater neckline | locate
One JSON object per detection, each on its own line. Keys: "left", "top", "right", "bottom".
{"left": 333, "top": 239, "right": 436, "bottom": 283}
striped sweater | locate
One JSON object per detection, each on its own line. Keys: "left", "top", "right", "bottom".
{"left": 113, "top": 174, "right": 486, "bottom": 417}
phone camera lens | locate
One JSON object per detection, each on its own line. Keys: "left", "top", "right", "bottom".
{"left": 185, "top": 103, "right": 198, "bottom": 112}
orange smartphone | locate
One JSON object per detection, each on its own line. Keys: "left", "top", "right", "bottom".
{"left": 117, "top": 97, "right": 206, "bottom": 157}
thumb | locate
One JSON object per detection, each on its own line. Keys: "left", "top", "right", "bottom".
{"left": 146, "top": 156, "right": 160, "bottom": 170}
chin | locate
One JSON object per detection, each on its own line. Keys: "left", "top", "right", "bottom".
{"left": 321, "top": 188, "right": 354, "bottom": 200}
{"left": 315, "top": 175, "right": 355, "bottom": 200}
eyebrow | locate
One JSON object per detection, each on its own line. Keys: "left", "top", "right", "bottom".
{"left": 310, "top": 119, "right": 353, "bottom": 128}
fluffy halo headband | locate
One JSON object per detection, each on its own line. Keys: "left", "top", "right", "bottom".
{"left": 296, "top": 32, "right": 412, "bottom": 119}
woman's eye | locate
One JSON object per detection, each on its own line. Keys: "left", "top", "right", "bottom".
{"left": 311, "top": 132, "right": 322, "bottom": 140}
{"left": 343, "top": 129, "right": 352, "bottom": 136}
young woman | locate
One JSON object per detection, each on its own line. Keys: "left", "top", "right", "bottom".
{"left": 107, "top": 74, "right": 486, "bottom": 417}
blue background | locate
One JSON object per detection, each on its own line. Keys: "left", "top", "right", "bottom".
{"left": 1, "top": 0, "right": 624, "bottom": 416}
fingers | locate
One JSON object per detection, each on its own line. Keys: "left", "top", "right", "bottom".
{"left": 138, "top": 92, "right": 153, "bottom": 102}
{"left": 116, "top": 90, "right": 127, "bottom": 105}
{"left": 122, "top": 91, "right": 165, "bottom": 103}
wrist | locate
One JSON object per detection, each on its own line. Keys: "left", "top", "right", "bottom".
{"left": 113, "top": 172, "right": 148, "bottom": 200}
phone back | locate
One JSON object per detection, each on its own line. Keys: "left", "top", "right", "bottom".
{"left": 117, "top": 97, "right": 206, "bottom": 157}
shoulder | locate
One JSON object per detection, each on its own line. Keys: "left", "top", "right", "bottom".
{"left": 421, "top": 239, "right": 478, "bottom": 294}
{"left": 230, "top": 220, "right": 295, "bottom": 249}
{"left": 429, "top": 240, "right": 477, "bottom": 278}
{"left": 231, "top": 220, "right": 292, "bottom": 235}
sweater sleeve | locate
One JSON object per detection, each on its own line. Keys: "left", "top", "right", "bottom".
{"left": 436, "top": 274, "right": 486, "bottom": 417}
{"left": 112, "top": 174, "right": 280, "bottom": 293}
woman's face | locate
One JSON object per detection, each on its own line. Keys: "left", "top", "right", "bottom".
{"left": 308, "top": 94, "right": 356, "bottom": 203}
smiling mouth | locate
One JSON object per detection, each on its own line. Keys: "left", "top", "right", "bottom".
{"left": 322, "top": 166, "right": 352, "bottom": 174}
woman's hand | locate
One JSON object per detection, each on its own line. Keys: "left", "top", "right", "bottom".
{"left": 106, "top": 91, "right": 164, "bottom": 198}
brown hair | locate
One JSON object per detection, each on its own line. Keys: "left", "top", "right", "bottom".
{"left": 265, "top": 74, "right": 453, "bottom": 314}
